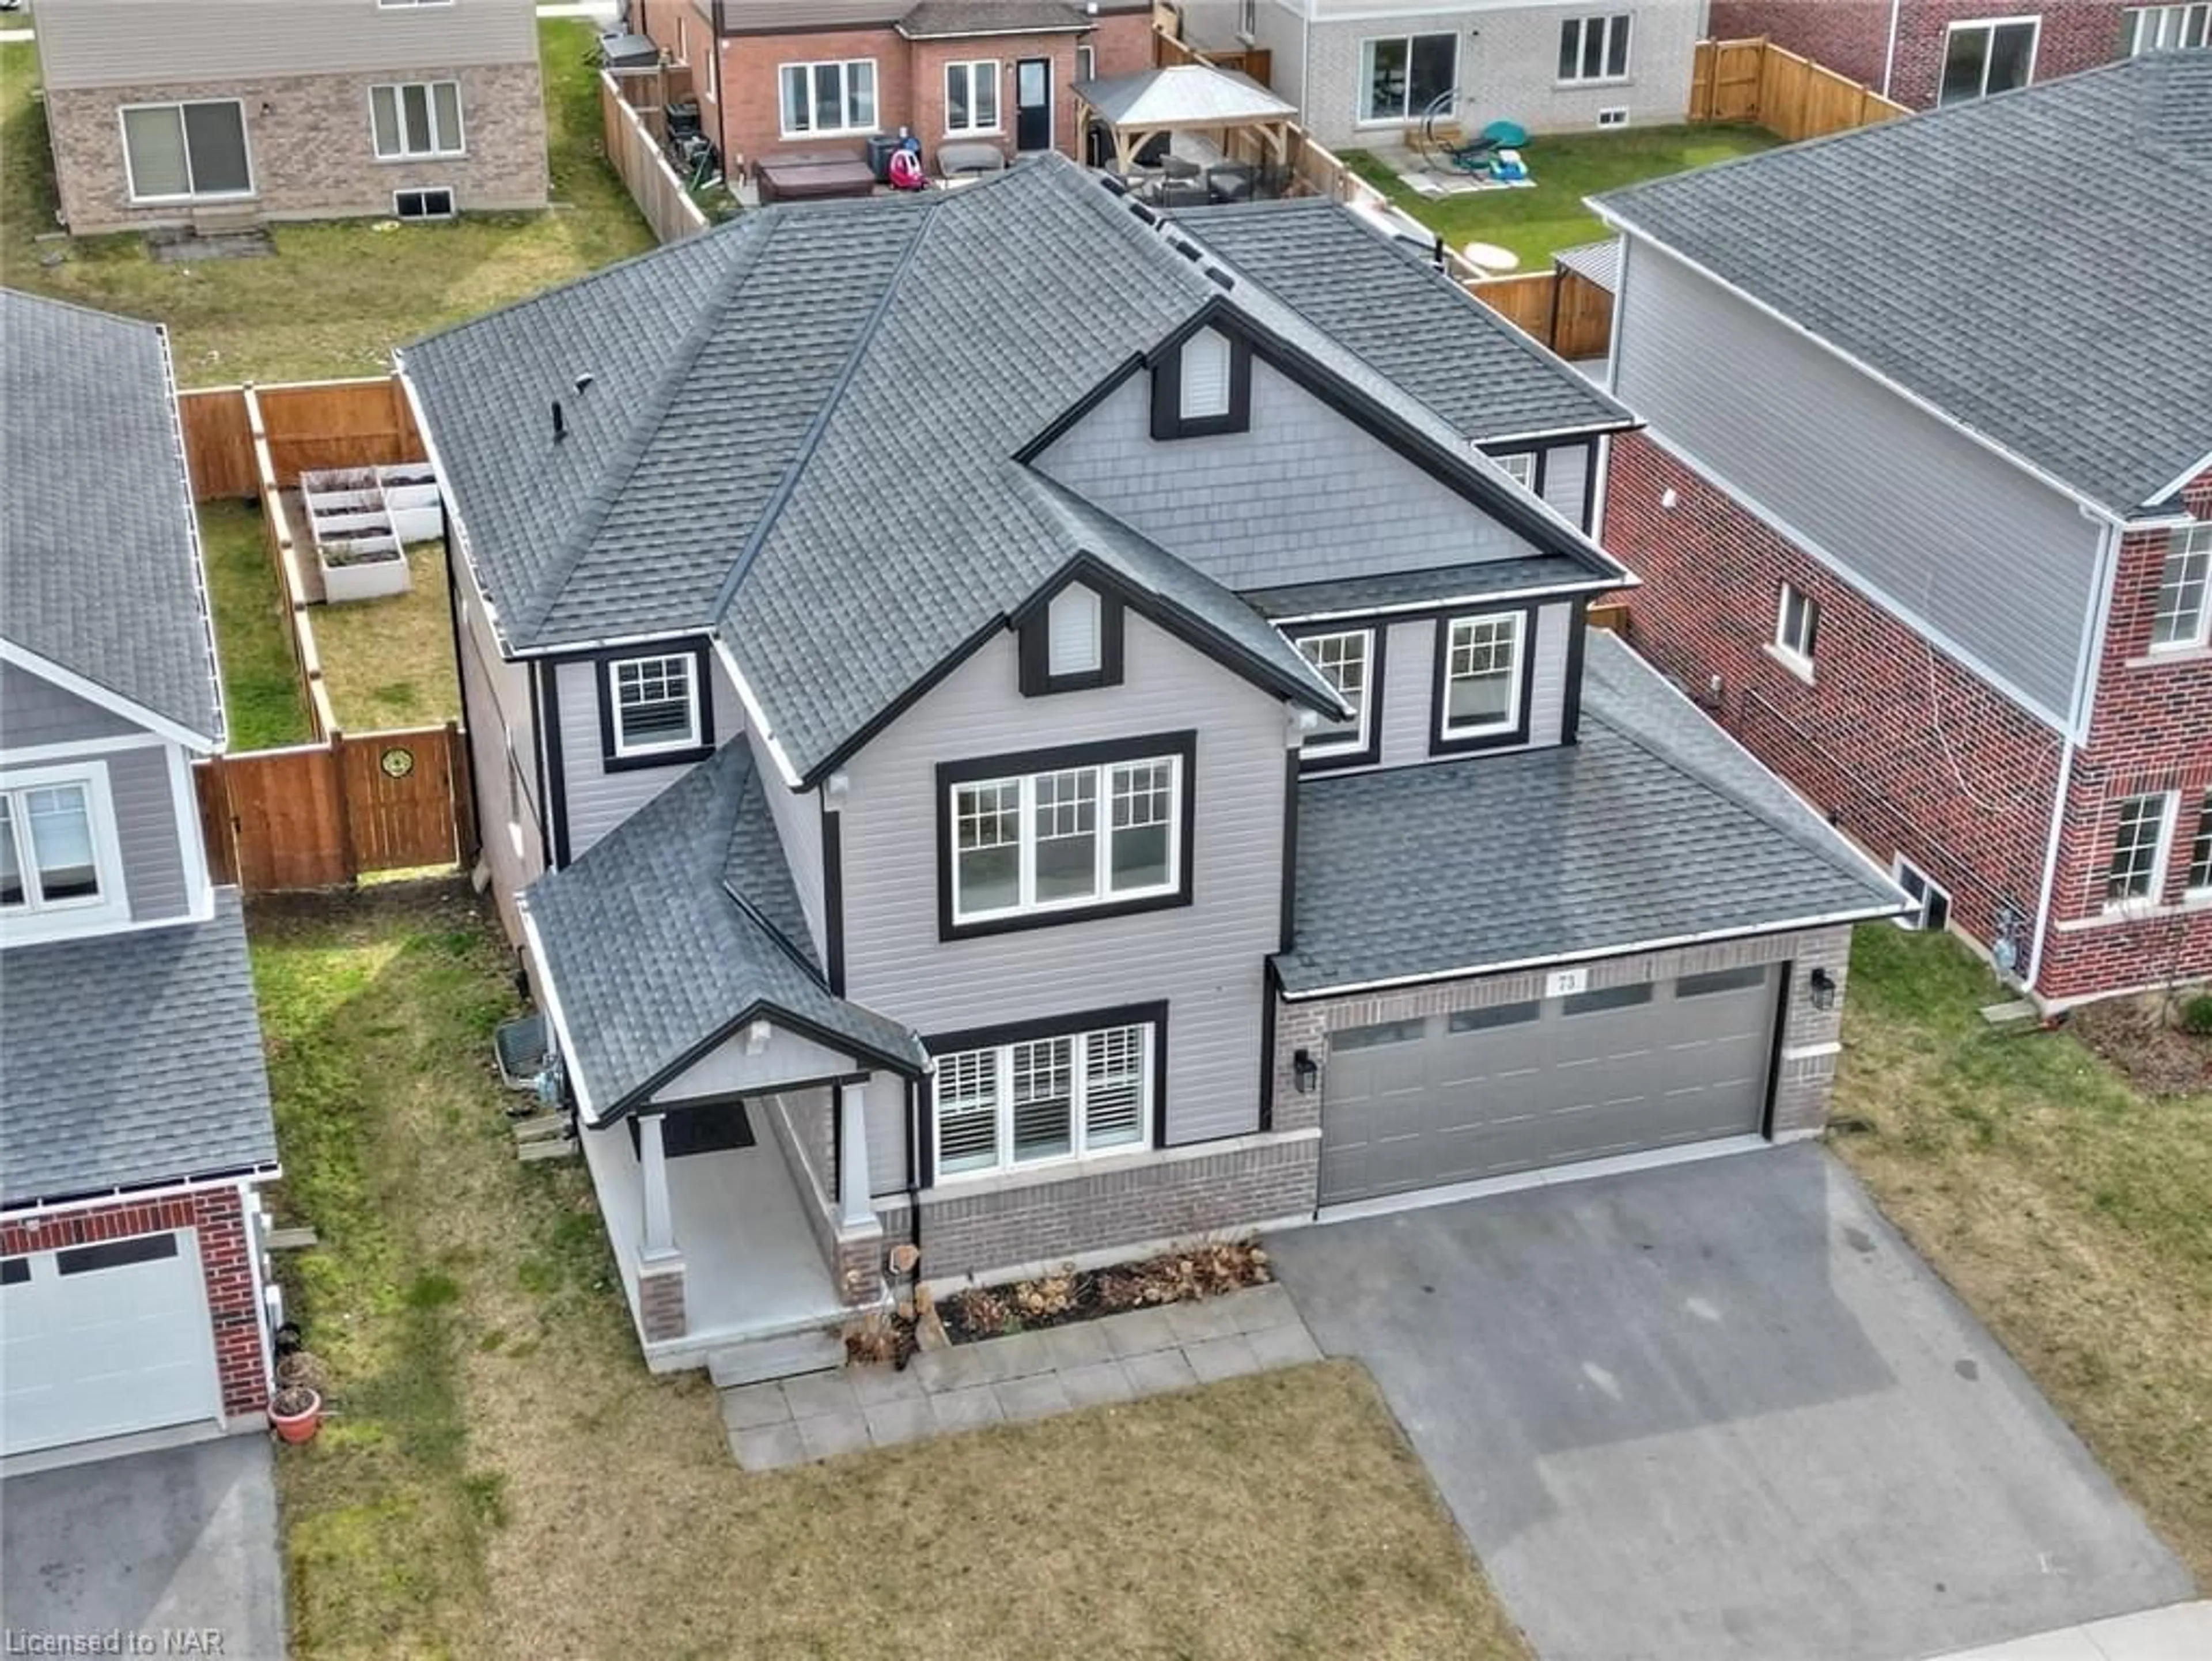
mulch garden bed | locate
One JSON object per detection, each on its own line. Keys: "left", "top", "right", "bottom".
{"left": 2069, "top": 990, "right": 2212, "bottom": 1098}
{"left": 940, "top": 1239, "right": 1273, "bottom": 1345}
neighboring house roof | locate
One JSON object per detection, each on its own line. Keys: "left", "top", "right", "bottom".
{"left": 0, "top": 892, "right": 276, "bottom": 1208}
{"left": 1276, "top": 632, "right": 1906, "bottom": 994}
{"left": 718, "top": 0, "right": 908, "bottom": 30}
{"left": 1552, "top": 237, "right": 1620, "bottom": 293}
{"left": 1, "top": 289, "right": 225, "bottom": 747}
{"left": 899, "top": 1, "right": 1088, "bottom": 37}
{"left": 525, "top": 741, "right": 925, "bottom": 1122}
{"left": 404, "top": 156, "right": 1612, "bottom": 786}
{"left": 1596, "top": 54, "right": 2212, "bottom": 516}
{"left": 1172, "top": 199, "right": 1633, "bottom": 442}
{"left": 1074, "top": 64, "right": 1297, "bottom": 127}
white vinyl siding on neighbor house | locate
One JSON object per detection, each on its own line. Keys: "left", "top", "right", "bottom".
{"left": 2105, "top": 792, "right": 2174, "bottom": 906}
{"left": 934, "top": 1021, "right": 1150, "bottom": 1178}
{"left": 371, "top": 80, "right": 464, "bottom": 158}
{"left": 1940, "top": 17, "right": 2039, "bottom": 104}
{"left": 944, "top": 60, "right": 1000, "bottom": 134}
{"left": 1357, "top": 31, "right": 1456, "bottom": 123}
{"left": 1295, "top": 629, "right": 1371, "bottom": 755}
{"left": 120, "top": 100, "right": 251, "bottom": 200}
{"left": 2152, "top": 523, "right": 2210, "bottom": 650}
{"left": 780, "top": 59, "right": 877, "bottom": 137}
{"left": 951, "top": 754, "right": 1179, "bottom": 923}
{"left": 2123, "top": 3, "right": 2210, "bottom": 52}
{"left": 837, "top": 617, "right": 1285, "bottom": 1147}
{"left": 1558, "top": 13, "right": 1632, "bottom": 84}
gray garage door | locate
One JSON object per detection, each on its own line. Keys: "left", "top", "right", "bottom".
{"left": 1319, "top": 964, "right": 1782, "bottom": 1206}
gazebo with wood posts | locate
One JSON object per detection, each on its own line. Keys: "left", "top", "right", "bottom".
{"left": 1071, "top": 62, "right": 1296, "bottom": 175}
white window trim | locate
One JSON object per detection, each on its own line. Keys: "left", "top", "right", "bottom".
{"left": 944, "top": 59, "right": 1002, "bottom": 135}
{"left": 2186, "top": 791, "right": 2212, "bottom": 898}
{"left": 1355, "top": 32, "right": 1459, "bottom": 126}
{"left": 2104, "top": 790, "right": 2177, "bottom": 912}
{"left": 1940, "top": 16, "right": 2041, "bottom": 104}
{"left": 1075, "top": 43, "right": 1096, "bottom": 82}
{"left": 1890, "top": 855, "right": 1953, "bottom": 932}
{"left": 0, "top": 762, "right": 131, "bottom": 942}
{"left": 777, "top": 58, "right": 879, "bottom": 139}
{"left": 1296, "top": 629, "right": 1374, "bottom": 758}
{"left": 2124, "top": 3, "right": 2211, "bottom": 54}
{"left": 1770, "top": 582, "right": 1819, "bottom": 682}
{"left": 118, "top": 99, "right": 255, "bottom": 205}
{"left": 370, "top": 80, "right": 465, "bottom": 162}
{"left": 1494, "top": 452, "right": 1537, "bottom": 493}
{"left": 1558, "top": 13, "right": 1634, "bottom": 87}
{"left": 932, "top": 1023, "right": 1154, "bottom": 1182}
{"left": 949, "top": 754, "right": 1183, "bottom": 925}
{"left": 607, "top": 654, "right": 703, "bottom": 759}
{"left": 378, "top": 0, "right": 456, "bottom": 9}
{"left": 2150, "top": 523, "right": 2211, "bottom": 653}
{"left": 1440, "top": 612, "right": 1525, "bottom": 741}
{"left": 393, "top": 186, "right": 457, "bottom": 220}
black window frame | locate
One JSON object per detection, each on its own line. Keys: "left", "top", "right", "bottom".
{"left": 1288, "top": 622, "right": 1384, "bottom": 771}
{"left": 1429, "top": 603, "right": 1539, "bottom": 756}
{"left": 936, "top": 731, "right": 1198, "bottom": 941}
{"left": 1151, "top": 327, "right": 1253, "bottom": 440}
{"left": 593, "top": 640, "right": 716, "bottom": 774}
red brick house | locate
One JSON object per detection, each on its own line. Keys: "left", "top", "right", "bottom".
{"left": 1708, "top": 0, "right": 2205, "bottom": 106}
{"left": 631, "top": 0, "right": 1157, "bottom": 181}
{"left": 1591, "top": 55, "right": 2210, "bottom": 1008}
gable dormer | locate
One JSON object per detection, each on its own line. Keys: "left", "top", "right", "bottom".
{"left": 1017, "top": 578, "right": 1125, "bottom": 697}
{"left": 1149, "top": 324, "right": 1252, "bottom": 440}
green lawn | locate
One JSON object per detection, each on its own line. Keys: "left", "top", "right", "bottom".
{"left": 198, "top": 500, "right": 313, "bottom": 750}
{"left": 255, "top": 886, "right": 1528, "bottom": 1661}
{"left": 1, "top": 21, "right": 654, "bottom": 385}
{"left": 1834, "top": 924, "right": 2212, "bottom": 1587}
{"left": 1342, "top": 125, "right": 1781, "bottom": 269}
{"left": 313, "top": 541, "right": 461, "bottom": 733}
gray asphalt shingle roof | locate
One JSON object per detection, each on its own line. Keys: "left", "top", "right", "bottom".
{"left": 404, "top": 156, "right": 1621, "bottom": 784}
{"left": 526, "top": 741, "right": 923, "bottom": 1119}
{"left": 1170, "top": 199, "right": 1633, "bottom": 442}
{"left": 0, "top": 892, "right": 276, "bottom": 1206}
{"left": 1276, "top": 633, "right": 1906, "bottom": 993}
{"left": 899, "top": 1, "right": 1087, "bottom": 36}
{"left": 1, "top": 290, "right": 225, "bottom": 745}
{"left": 1245, "top": 554, "right": 1615, "bottom": 619}
{"left": 1597, "top": 54, "right": 2212, "bottom": 515}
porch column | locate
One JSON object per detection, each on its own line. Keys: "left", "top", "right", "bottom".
{"left": 638, "top": 1111, "right": 678, "bottom": 1260}
{"left": 838, "top": 1077, "right": 874, "bottom": 1229}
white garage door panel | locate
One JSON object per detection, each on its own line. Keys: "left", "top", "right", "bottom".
{"left": 1, "top": 1231, "right": 224, "bottom": 1456}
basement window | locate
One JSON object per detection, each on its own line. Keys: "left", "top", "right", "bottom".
{"left": 393, "top": 187, "right": 456, "bottom": 220}
{"left": 1891, "top": 857, "right": 1952, "bottom": 933}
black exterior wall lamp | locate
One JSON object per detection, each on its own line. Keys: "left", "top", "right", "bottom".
{"left": 1808, "top": 967, "right": 1838, "bottom": 1012}
{"left": 1293, "top": 1049, "right": 1320, "bottom": 1094}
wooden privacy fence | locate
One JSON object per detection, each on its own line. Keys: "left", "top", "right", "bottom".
{"left": 196, "top": 723, "right": 474, "bottom": 894}
{"left": 1467, "top": 268, "right": 1615, "bottom": 360}
{"left": 601, "top": 67, "right": 709, "bottom": 243}
{"left": 1690, "top": 37, "right": 1910, "bottom": 141}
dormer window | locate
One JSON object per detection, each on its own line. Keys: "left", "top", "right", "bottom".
{"left": 0, "top": 768, "right": 128, "bottom": 937}
{"left": 1050, "top": 585, "right": 1101, "bottom": 676}
{"left": 1018, "top": 581, "right": 1124, "bottom": 695}
{"left": 1152, "top": 326, "right": 1251, "bottom": 439}
{"left": 599, "top": 644, "right": 714, "bottom": 770}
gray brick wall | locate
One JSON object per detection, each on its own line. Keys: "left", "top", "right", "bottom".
{"left": 879, "top": 1130, "right": 1319, "bottom": 1287}
{"left": 48, "top": 60, "right": 547, "bottom": 233}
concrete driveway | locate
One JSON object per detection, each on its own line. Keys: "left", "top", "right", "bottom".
{"left": 1268, "top": 1145, "right": 2192, "bottom": 1661}
{"left": 2, "top": 1435, "right": 286, "bottom": 1661}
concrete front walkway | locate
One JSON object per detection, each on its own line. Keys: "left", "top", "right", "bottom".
{"left": 722, "top": 1283, "right": 1319, "bottom": 1469}
{"left": 1923, "top": 1601, "right": 2212, "bottom": 1661}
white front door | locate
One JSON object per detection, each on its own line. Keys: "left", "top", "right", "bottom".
{"left": 1, "top": 1229, "right": 224, "bottom": 1455}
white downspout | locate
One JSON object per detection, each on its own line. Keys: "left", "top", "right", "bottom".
{"left": 1881, "top": 0, "right": 1903, "bottom": 98}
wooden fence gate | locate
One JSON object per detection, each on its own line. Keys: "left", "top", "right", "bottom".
{"left": 198, "top": 722, "right": 474, "bottom": 893}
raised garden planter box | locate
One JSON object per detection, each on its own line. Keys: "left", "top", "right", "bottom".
{"left": 301, "top": 464, "right": 430, "bottom": 604}
{"left": 317, "top": 531, "right": 408, "bottom": 603}
{"left": 380, "top": 464, "right": 442, "bottom": 543}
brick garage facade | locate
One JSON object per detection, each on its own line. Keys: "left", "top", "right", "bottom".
{"left": 1605, "top": 432, "right": 2211, "bottom": 1002}
{"left": 1277, "top": 926, "right": 1857, "bottom": 1145}
{"left": 878, "top": 1129, "right": 1319, "bottom": 1289}
{"left": 1, "top": 1184, "right": 270, "bottom": 1424}
{"left": 44, "top": 60, "right": 547, "bottom": 233}
{"left": 1710, "top": 2, "right": 2133, "bottom": 108}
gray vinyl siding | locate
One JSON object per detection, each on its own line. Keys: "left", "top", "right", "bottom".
{"left": 839, "top": 614, "right": 1286, "bottom": 1148}
{"left": 557, "top": 648, "right": 745, "bottom": 860}
{"left": 1036, "top": 355, "right": 1542, "bottom": 591}
{"left": 455, "top": 572, "right": 543, "bottom": 916}
{"left": 107, "top": 743, "right": 191, "bottom": 922}
{"left": 1374, "top": 599, "right": 1573, "bottom": 767}
{"left": 35, "top": 0, "right": 537, "bottom": 90}
{"left": 755, "top": 741, "right": 827, "bottom": 963}
{"left": 1611, "top": 236, "right": 2101, "bottom": 727}
{"left": 1540, "top": 443, "right": 1589, "bottom": 528}
{"left": 0, "top": 660, "right": 152, "bottom": 749}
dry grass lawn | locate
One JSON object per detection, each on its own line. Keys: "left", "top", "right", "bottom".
{"left": 311, "top": 542, "right": 462, "bottom": 733}
{"left": 1833, "top": 923, "right": 2212, "bottom": 1587}
{"left": 254, "top": 885, "right": 1527, "bottom": 1661}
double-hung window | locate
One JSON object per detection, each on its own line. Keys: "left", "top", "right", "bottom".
{"left": 0, "top": 770, "right": 125, "bottom": 934}
{"left": 2152, "top": 523, "right": 2211, "bottom": 650}
{"left": 780, "top": 59, "right": 877, "bottom": 137}
{"left": 1774, "top": 582, "right": 1820, "bottom": 675}
{"left": 1940, "top": 18, "right": 2038, "bottom": 104}
{"left": 120, "top": 101, "right": 252, "bottom": 201}
{"left": 1437, "top": 612, "right": 1525, "bottom": 744}
{"left": 944, "top": 738, "right": 1189, "bottom": 930}
{"left": 2187, "top": 791, "right": 2212, "bottom": 895}
{"left": 2106, "top": 792, "right": 2174, "bottom": 905}
{"left": 1295, "top": 629, "right": 1374, "bottom": 760}
{"left": 1558, "top": 14, "right": 1633, "bottom": 84}
{"left": 2124, "top": 4, "right": 2211, "bottom": 52}
{"left": 604, "top": 652, "right": 704, "bottom": 762}
{"left": 1358, "top": 33, "right": 1456, "bottom": 123}
{"left": 372, "top": 81, "right": 464, "bottom": 159}
{"left": 1494, "top": 452, "right": 1537, "bottom": 493}
{"left": 933, "top": 1020, "right": 1153, "bottom": 1178}
{"left": 945, "top": 60, "right": 1000, "bottom": 134}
